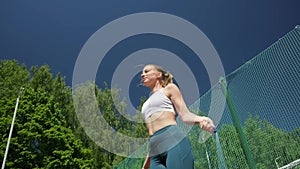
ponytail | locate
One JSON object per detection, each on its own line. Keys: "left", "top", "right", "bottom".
{"left": 161, "top": 71, "right": 173, "bottom": 87}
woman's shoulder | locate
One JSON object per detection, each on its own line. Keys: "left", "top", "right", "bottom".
{"left": 165, "top": 83, "right": 178, "bottom": 89}
{"left": 164, "top": 83, "right": 180, "bottom": 97}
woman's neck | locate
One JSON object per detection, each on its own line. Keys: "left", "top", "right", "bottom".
{"left": 150, "top": 83, "right": 163, "bottom": 94}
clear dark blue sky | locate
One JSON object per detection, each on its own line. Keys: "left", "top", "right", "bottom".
{"left": 1, "top": 1, "right": 299, "bottom": 108}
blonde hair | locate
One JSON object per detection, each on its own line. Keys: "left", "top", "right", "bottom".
{"left": 149, "top": 64, "right": 173, "bottom": 87}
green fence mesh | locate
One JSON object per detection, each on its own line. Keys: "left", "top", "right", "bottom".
{"left": 114, "top": 26, "right": 300, "bottom": 169}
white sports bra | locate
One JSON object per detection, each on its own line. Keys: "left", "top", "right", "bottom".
{"left": 141, "top": 88, "right": 176, "bottom": 120}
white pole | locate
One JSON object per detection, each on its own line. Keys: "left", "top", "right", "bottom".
{"left": 1, "top": 87, "right": 24, "bottom": 169}
{"left": 204, "top": 143, "right": 212, "bottom": 169}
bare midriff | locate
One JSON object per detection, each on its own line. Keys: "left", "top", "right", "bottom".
{"left": 145, "top": 111, "right": 177, "bottom": 136}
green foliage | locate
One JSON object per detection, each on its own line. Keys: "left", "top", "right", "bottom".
{"left": 244, "top": 115, "right": 300, "bottom": 169}
{"left": 72, "top": 81, "right": 148, "bottom": 168}
{"left": 0, "top": 60, "right": 93, "bottom": 168}
{"left": 0, "top": 59, "right": 30, "bottom": 99}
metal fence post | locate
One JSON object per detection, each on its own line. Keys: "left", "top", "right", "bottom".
{"left": 219, "top": 77, "right": 256, "bottom": 169}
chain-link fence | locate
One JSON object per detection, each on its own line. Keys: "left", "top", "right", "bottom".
{"left": 114, "top": 26, "right": 300, "bottom": 169}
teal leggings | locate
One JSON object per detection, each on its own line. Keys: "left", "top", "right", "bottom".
{"left": 149, "top": 125, "right": 194, "bottom": 169}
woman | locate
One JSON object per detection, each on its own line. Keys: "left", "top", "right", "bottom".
{"left": 141, "top": 64, "right": 216, "bottom": 169}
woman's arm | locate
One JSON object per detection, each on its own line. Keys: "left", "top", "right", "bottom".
{"left": 164, "top": 83, "right": 215, "bottom": 133}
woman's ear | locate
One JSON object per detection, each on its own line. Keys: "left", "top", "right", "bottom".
{"left": 157, "top": 71, "right": 162, "bottom": 78}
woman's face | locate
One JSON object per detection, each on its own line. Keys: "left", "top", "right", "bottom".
{"left": 141, "top": 65, "right": 161, "bottom": 87}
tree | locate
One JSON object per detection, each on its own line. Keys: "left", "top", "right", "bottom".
{"left": 244, "top": 115, "right": 300, "bottom": 168}
{"left": 0, "top": 60, "right": 93, "bottom": 168}
{"left": 0, "top": 59, "right": 29, "bottom": 99}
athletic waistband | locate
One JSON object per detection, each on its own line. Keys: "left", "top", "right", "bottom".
{"left": 149, "top": 125, "right": 186, "bottom": 156}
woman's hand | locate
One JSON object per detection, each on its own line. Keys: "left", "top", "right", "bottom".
{"left": 199, "top": 116, "right": 215, "bottom": 133}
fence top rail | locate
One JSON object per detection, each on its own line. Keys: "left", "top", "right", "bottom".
{"left": 279, "top": 158, "right": 300, "bottom": 169}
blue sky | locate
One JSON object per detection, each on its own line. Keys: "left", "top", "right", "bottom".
{"left": 1, "top": 0, "right": 299, "bottom": 108}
